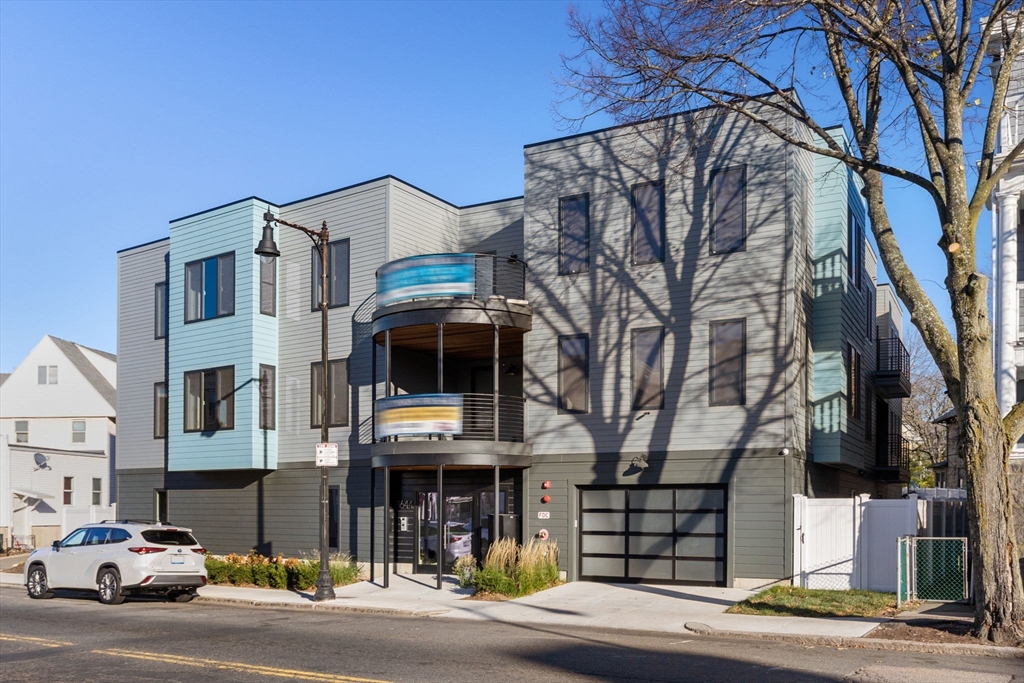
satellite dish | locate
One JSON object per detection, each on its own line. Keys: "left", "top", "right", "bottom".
{"left": 33, "top": 453, "right": 50, "bottom": 469}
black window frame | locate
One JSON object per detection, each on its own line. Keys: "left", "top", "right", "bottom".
{"left": 154, "top": 382, "right": 168, "bottom": 439}
{"left": 558, "top": 334, "right": 590, "bottom": 414}
{"left": 183, "top": 365, "right": 235, "bottom": 432}
{"left": 847, "top": 343, "right": 862, "bottom": 421}
{"left": 631, "top": 181, "right": 665, "bottom": 265}
{"left": 311, "top": 239, "right": 351, "bottom": 311}
{"left": 329, "top": 485, "right": 340, "bottom": 551}
{"left": 260, "top": 257, "right": 276, "bottom": 317}
{"left": 709, "top": 319, "right": 746, "bottom": 406}
{"left": 848, "top": 211, "right": 863, "bottom": 291}
{"left": 631, "top": 326, "right": 665, "bottom": 410}
{"left": 184, "top": 251, "right": 235, "bottom": 323}
{"left": 559, "top": 194, "right": 590, "bottom": 276}
{"left": 710, "top": 165, "right": 747, "bottom": 255}
{"left": 259, "top": 364, "right": 276, "bottom": 430}
{"left": 154, "top": 282, "right": 168, "bottom": 339}
{"left": 310, "top": 359, "right": 349, "bottom": 428}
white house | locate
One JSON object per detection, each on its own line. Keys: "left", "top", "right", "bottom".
{"left": 0, "top": 335, "right": 116, "bottom": 549}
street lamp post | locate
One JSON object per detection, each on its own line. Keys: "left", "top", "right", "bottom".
{"left": 256, "top": 210, "right": 336, "bottom": 602}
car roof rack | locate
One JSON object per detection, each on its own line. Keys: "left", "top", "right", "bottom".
{"left": 98, "top": 519, "right": 175, "bottom": 526}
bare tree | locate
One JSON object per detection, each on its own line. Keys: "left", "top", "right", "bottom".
{"left": 903, "top": 327, "right": 951, "bottom": 486}
{"left": 561, "top": 0, "right": 1024, "bottom": 643}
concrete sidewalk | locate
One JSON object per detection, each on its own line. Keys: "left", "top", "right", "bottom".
{"left": 1, "top": 571, "right": 884, "bottom": 638}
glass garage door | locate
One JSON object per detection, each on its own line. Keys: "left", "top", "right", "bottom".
{"left": 579, "top": 486, "right": 726, "bottom": 585}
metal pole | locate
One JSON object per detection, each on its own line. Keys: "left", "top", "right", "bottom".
{"left": 437, "top": 323, "right": 444, "bottom": 392}
{"left": 493, "top": 325, "right": 499, "bottom": 441}
{"left": 314, "top": 229, "right": 335, "bottom": 601}
{"left": 384, "top": 466, "right": 390, "bottom": 588}
{"left": 437, "top": 464, "right": 443, "bottom": 590}
{"left": 370, "top": 467, "right": 375, "bottom": 585}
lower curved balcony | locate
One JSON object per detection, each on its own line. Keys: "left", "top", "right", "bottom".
{"left": 370, "top": 392, "right": 531, "bottom": 469}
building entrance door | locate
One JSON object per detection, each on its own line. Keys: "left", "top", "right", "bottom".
{"left": 414, "top": 490, "right": 507, "bottom": 574}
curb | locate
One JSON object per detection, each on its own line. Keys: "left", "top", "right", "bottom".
{"left": 683, "top": 622, "right": 1024, "bottom": 658}
{"left": 194, "top": 595, "right": 450, "bottom": 618}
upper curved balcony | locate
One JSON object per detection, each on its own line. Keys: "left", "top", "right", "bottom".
{"left": 372, "top": 253, "right": 531, "bottom": 334}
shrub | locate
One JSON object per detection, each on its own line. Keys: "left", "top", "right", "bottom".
{"left": 471, "top": 538, "right": 560, "bottom": 598}
{"left": 453, "top": 554, "right": 477, "bottom": 588}
{"left": 203, "top": 550, "right": 360, "bottom": 591}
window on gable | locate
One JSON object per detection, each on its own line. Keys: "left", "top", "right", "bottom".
{"left": 311, "top": 360, "right": 348, "bottom": 428}
{"left": 63, "top": 477, "right": 74, "bottom": 506}
{"left": 260, "top": 257, "right": 276, "bottom": 316}
{"left": 260, "top": 365, "right": 276, "bottom": 430}
{"left": 632, "top": 182, "right": 665, "bottom": 264}
{"left": 14, "top": 420, "right": 27, "bottom": 443}
{"left": 154, "top": 282, "right": 168, "bottom": 338}
{"left": 559, "top": 195, "right": 590, "bottom": 275}
{"left": 558, "top": 335, "right": 589, "bottom": 413}
{"left": 632, "top": 327, "right": 664, "bottom": 410}
{"left": 72, "top": 420, "right": 86, "bottom": 443}
{"left": 184, "top": 366, "right": 234, "bottom": 431}
{"left": 38, "top": 365, "right": 57, "bottom": 384}
{"left": 311, "top": 240, "right": 350, "bottom": 310}
{"left": 710, "top": 320, "right": 746, "bottom": 405}
{"left": 185, "top": 252, "right": 235, "bottom": 322}
{"left": 154, "top": 383, "right": 167, "bottom": 439}
{"left": 711, "top": 166, "right": 746, "bottom": 254}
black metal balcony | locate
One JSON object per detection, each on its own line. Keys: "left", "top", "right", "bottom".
{"left": 877, "top": 434, "right": 911, "bottom": 483}
{"left": 876, "top": 337, "right": 912, "bottom": 398}
{"left": 373, "top": 393, "right": 525, "bottom": 444}
{"left": 376, "top": 253, "right": 527, "bottom": 309}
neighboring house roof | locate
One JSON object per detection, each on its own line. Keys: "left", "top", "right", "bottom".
{"left": 0, "top": 373, "right": 9, "bottom": 387}
{"left": 48, "top": 335, "right": 116, "bottom": 409}
{"left": 933, "top": 408, "right": 957, "bottom": 424}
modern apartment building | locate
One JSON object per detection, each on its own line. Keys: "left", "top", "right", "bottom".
{"left": 116, "top": 104, "right": 910, "bottom": 588}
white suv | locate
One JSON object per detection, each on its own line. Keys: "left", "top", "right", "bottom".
{"left": 23, "top": 521, "right": 208, "bottom": 605}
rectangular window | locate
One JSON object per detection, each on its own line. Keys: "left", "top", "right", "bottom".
{"left": 63, "top": 477, "right": 74, "bottom": 506}
{"left": 848, "top": 211, "right": 863, "bottom": 290}
{"left": 92, "top": 478, "right": 102, "bottom": 506}
{"left": 37, "top": 365, "right": 57, "bottom": 384}
{"left": 154, "top": 383, "right": 168, "bottom": 439}
{"left": 1017, "top": 378, "right": 1024, "bottom": 403}
{"left": 632, "top": 182, "right": 665, "bottom": 264}
{"left": 865, "top": 383, "right": 873, "bottom": 442}
{"left": 154, "top": 282, "right": 168, "bottom": 338}
{"left": 14, "top": 420, "right": 27, "bottom": 443}
{"left": 559, "top": 194, "right": 590, "bottom": 275}
{"left": 329, "top": 485, "right": 340, "bottom": 551}
{"left": 1017, "top": 221, "right": 1024, "bottom": 282}
{"left": 558, "top": 335, "right": 589, "bottom": 413}
{"left": 311, "top": 240, "right": 350, "bottom": 310}
{"left": 184, "top": 252, "right": 235, "bottom": 322}
{"left": 311, "top": 359, "right": 348, "bottom": 428}
{"left": 710, "top": 320, "right": 746, "bottom": 405}
{"left": 184, "top": 366, "right": 234, "bottom": 431}
{"left": 1018, "top": 289, "right": 1024, "bottom": 340}
{"left": 632, "top": 327, "right": 664, "bottom": 409}
{"left": 711, "top": 166, "right": 746, "bottom": 253}
{"left": 72, "top": 420, "right": 86, "bottom": 443}
{"left": 259, "top": 364, "right": 276, "bottom": 430}
{"left": 847, "top": 343, "right": 862, "bottom": 421}
{"left": 866, "top": 288, "right": 875, "bottom": 341}
{"left": 155, "top": 489, "right": 168, "bottom": 523}
{"left": 260, "top": 258, "right": 276, "bottom": 316}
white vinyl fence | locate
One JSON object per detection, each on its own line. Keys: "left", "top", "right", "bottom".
{"left": 61, "top": 504, "right": 117, "bottom": 537}
{"left": 793, "top": 494, "right": 922, "bottom": 592}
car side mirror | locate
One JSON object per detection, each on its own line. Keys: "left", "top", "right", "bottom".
{"left": 52, "top": 541, "right": 61, "bottom": 551}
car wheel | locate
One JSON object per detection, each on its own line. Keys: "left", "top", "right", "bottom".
{"left": 171, "top": 590, "right": 196, "bottom": 603}
{"left": 97, "top": 568, "right": 126, "bottom": 605}
{"left": 26, "top": 565, "right": 55, "bottom": 599}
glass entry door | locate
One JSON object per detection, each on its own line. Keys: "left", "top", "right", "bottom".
{"left": 415, "top": 490, "right": 508, "bottom": 574}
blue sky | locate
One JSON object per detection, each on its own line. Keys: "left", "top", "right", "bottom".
{"left": 0, "top": 0, "right": 983, "bottom": 372}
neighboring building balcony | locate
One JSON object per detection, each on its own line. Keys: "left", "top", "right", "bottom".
{"left": 370, "top": 253, "right": 532, "bottom": 470}
{"left": 875, "top": 337, "right": 912, "bottom": 398}
{"left": 877, "top": 434, "right": 911, "bottom": 483}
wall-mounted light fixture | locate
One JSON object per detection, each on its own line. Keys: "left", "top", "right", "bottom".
{"left": 629, "top": 453, "right": 649, "bottom": 470}
{"left": 634, "top": 411, "right": 650, "bottom": 422}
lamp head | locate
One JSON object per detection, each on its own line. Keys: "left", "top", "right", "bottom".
{"left": 255, "top": 219, "right": 280, "bottom": 264}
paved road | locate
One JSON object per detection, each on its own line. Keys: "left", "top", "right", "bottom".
{"left": 0, "top": 589, "right": 1017, "bottom": 683}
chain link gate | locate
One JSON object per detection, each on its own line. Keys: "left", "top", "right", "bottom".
{"left": 897, "top": 536, "right": 969, "bottom": 606}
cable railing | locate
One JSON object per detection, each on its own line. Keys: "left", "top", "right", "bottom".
{"left": 376, "top": 253, "right": 527, "bottom": 308}
{"left": 373, "top": 392, "right": 525, "bottom": 443}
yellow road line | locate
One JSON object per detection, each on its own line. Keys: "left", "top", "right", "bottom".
{"left": 0, "top": 634, "right": 75, "bottom": 648}
{"left": 92, "top": 648, "right": 392, "bottom": 683}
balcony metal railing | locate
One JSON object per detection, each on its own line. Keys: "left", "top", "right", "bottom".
{"left": 376, "top": 253, "right": 527, "bottom": 308}
{"left": 880, "top": 435, "right": 910, "bottom": 471}
{"left": 877, "top": 337, "right": 910, "bottom": 380}
{"left": 374, "top": 392, "right": 525, "bottom": 443}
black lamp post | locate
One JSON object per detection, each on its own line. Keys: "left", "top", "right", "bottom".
{"left": 255, "top": 210, "right": 336, "bottom": 602}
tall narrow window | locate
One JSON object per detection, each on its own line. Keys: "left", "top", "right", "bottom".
{"left": 329, "top": 486, "right": 340, "bottom": 550}
{"left": 155, "top": 489, "right": 168, "bottom": 523}
{"left": 154, "top": 383, "right": 168, "bottom": 439}
{"left": 184, "top": 366, "right": 234, "bottom": 431}
{"left": 184, "top": 252, "right": 235, "bottom": 322}
{"left": 311, "top": 359, "right": 348, "bottom": 428}
{"left": 63, "top": 477, "right": 74, "bottom": 506}
{"left": 154, "top": 282, "right": 168, "bottom": 338}
{"left": 847, "top": 343, "right": 862, "bottom": 421}
{"left": 92, "top": 478, "right": 102, "bottom": 506}
{"left": 848, "top": 211, "right": 863, "bottom": 290}
{"left": 14, "top": 420, "right": 27, "bottom": 443}
{"left": 72, "top": 420, "right": 86, "bottom": 443}
{"left": 866, "top": 288, "right": 875, "bottom": 341}
{"left": 1018, "top": 289, "right": 1024, "bottom": 340}
{"left": 259, "top": 365, "right": 276, "bottom": 430}
{"left": 632, "top": 182, "right": 665, "bottom": 264}
{"left": 558, "top": 335, "right": 589, "bottom": 413}
{"left": 559, "top": 194, "right": 589, "bottom": 275}
{"left": 260, "top": 258, "right": 276, "bottom": 316}
{"left": 632, "top": 327, "right": 664, "bottom": 409}
{"left": 711, "top": 166, "right": 746, "bottom": 253}
{"left": 311, "top": 240, "right": 350, "bottom": 310}
{"left": 710, "top": 320, "right": 746, "bottom": 405}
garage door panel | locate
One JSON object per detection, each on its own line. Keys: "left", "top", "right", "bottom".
{"left": 676, "top": 512, "right": 725, "bottom": 534}
{"left": 582, "top": 557, "right": 625, "bottom": 577}
{"left": 582, "top": 512, "right": 626, "bottom": 532}
{"left": 582, "top": 489, "right": 625, "bottom": 509}
{"left": 675, "top": 536, "right": 724, "bottom": 559}
{"left": 631, "top": 489, "right": 673, "bottom": 509}
{"left": 676, "top": 559, "right": 724, "bottom": 583}
{"left": 676, "top": 489, "right": 725, "bottom": 510}
{"left": 582, "top": 534, "right": 625, "bottom": 555}
{"left": 629, "top": 512, "right": 673, "bottom": 533}
{"left": 630, "top": 534, "right": 674, "bottom": 557}
{"left": 629, "top": 558, "right": 673, "bottom": 580}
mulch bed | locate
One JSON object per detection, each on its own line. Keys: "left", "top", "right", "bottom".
{"left": 2, "top": 562, "right": 24, "bottom": 574}
{"left": 867, "top": 619, "right": 987, "bottom": 645}
{"left": 462, "top": 592, "right": 510, "bottom": 602}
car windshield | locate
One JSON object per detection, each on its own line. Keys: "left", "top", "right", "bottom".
{"left": 140, "top": 529, "right": 198, "bottom": 546}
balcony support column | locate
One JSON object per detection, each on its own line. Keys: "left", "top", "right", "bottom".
{"left": 370, "top": 467, "right": 375, "bottom": 584}
{"left": 493, "top": 324, "right": 500, "bottom": 441}
{"left": 437, "top": 323, "right": 444, "bottom": 393}
{"left": 383, "top": 466, "right": 390, "bottom": 589}
{"left": 437, "top": 464, "right": 444, "bottom": 590}
{"left": 493, "top": 465, "right": 500, "bottom": 552}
